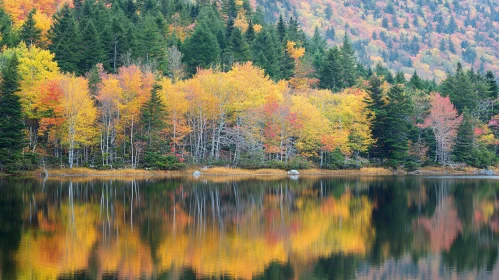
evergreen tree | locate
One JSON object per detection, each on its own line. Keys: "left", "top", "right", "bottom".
{"left": 279, "top": 42, "right": 295, "bottom": 80}
{"left": 19, "top": 9, "right": 42, "bottom": 47}
{"left": 365, "top": 74, "right": 387, "bottom": 159}
{"left": 245, "top": 20, "right": 255, "bottom": 42}
{"left": 252, "top": 29, "right": 280, "bottom": 79}
{"left": 141, "top": 83, "right": 166, "bottom": 146}
{"left": 0, "top": 56, "right": 25, "bottom": 171}
{"left": 382, "top": 17, "right": 389, "bottom": 29}
{"left": 395, "top": 71, "right": 406, "bottom": 84}
{"left": 448, "top": 37, "right": 456, "bottom": 54}
{"left": 325, "top": 4, "right": 332, "bottom": 20}
{"left": 485, "top": 71, "right": 498, "bottom": 99}
{"left": 440, "top": 63, "right": 476, "bottom": 112}
{"left": 454, "top": 108, "right": 474, "bottom": 165}
{"left": 182, "top": 22, "right": 220, "bottom": 76}
{"left": 384, "top": 85, "right": 413, "bottom": 165}
{"left": 318, "top": 47, "right": 343, "bottom": 91}
{"left": 79, "top": 20, "right": 105, "bottom": 73}
{"left": 408, "top": 71, "right": 423, "bottom": 90}
{"left": 137, "top": 15, "right": 167, "bottom": 72}
{"left": 228, "top": 28, "right": 251, "bottom": 63}
{"left": 48, "top": 4, "right": 83, "bottom": 74}
{"left": 0, "top": 9, "right": 18, "bottom": 48}
{"left": 277, "top": 15, "right": 286, "bottom": 42}
{"left": 340, "top": 34, "right": 357, "bottom": 88}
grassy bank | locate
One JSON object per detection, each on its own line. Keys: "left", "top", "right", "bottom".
{"left": 4, "top": 166, "right": 497, "bottom": 178}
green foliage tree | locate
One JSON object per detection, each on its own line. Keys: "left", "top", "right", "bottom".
{"left": 19, "top": 9, "right": 42, "bottom": 47}
{"left": 384, "top": 85, "right": 413, "bottom": 166}
{"left": 454, "top": 109, "right": 474, "bottom": 165}
{"left": 228, "top": 28, "right": 251, "bottom": 63}
{"left": 48, "top": 4, "right": 83, "bottom": 74}
{"left": 182, "top": 22, "right": 220, "bottom": 76}
{"left": 318, "top": 47, "right": 342, "bottom": 91}
{"left": 340, "top": 34, "right": 357, "bottom": 88}
{"left": 0, "top": 9, "right": 18, "bottom": 48}
{"left": 79, "top": 19, "right": 105, "bottom": 73}
{"left": 0, "top": 56, "right": 25, "bottom": 172}
{"left": 365, "top": 74, "right": 387, "bottom": 159}
{"left": 141, "top": 83, "right": 166, "bottom": 146}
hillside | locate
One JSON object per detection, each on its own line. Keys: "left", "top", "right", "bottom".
{"left": 257, "top": 0, "right": 499, "bottom": 81}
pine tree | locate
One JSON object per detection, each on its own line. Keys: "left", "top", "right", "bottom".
{"left": 182, "top": 22, "right": 220, "bottom": 76}
{"left": 384, "top": 85, "right": 413, "bottom": 165}
{"left": 48, "top": 4, "right": 83, "bottom": 74}
{"left": 0, "top": 9, "right": 18, "bottom": 48}
{"left": 245, "top": 20, "right": 255, "bottom": 42}
{"left": 318, "top": 47, "right": 343, "bottom": 91}
{"left": 80, "top": 20, "right": 105, "bottom": 73}
{"left": 340, "top": 34, "right": 357, "bottom": 88}
{"left": 441, "top": 63, "right": 476, "bottom": 112}
{"left": 325, "top": 4, "right": 332, "bottom": 20}
{"left": 279, "top": 41, "right": 295, "bottom": 80}
{"left": 485, "top": 71, "right": 498, "bottom": 99}
{"left": 19, "top": 8, "right": 42, "bottom": 47}
{"left": 408, "top": 71, "right": 423, "bottom": 90}
{"left": 251, "top": 29, "right": 279, "bottom": 79}
{"left": 228, "top": 28, "right": 251, "bottom": 63}
{"left": 0, "top": 56, "right": 25, "bottom": 171}
{"left": 142, "top": 83, "right": 166, "bottom": 146}
{"left": 365, "top": 74, "right": 387, "bottom": 159}
{"left": 137, "top": 15, "right": 168, "bottom": 72}
{"left": 454, "top": 108, "right": 474, "bottom": 165}
{"left": 395, "top": 71, "right": 406, "bottom": 84}
{"left": 277, "top": 15, "right": 286, "bottom": 42}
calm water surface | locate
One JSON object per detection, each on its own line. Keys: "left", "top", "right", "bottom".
{"left": 1, "top": 176, "right": 499, "bottom": 279}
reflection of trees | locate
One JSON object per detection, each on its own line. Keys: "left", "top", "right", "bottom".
{"left": 0, "top": 180, "right": 25, "bottom": 279}
{"left": 5, "top": 177, "right": 375, "bottom": 279}
{"left": 3, "top": 176, "right": 499, "bottom": 279}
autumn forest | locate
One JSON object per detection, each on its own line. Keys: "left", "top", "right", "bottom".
{"left": 0, "top": 0, "right": 498, "bottom": 172}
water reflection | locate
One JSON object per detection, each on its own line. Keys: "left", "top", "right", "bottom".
{"left": 0, "top": 176, "right": 498, "bottom": 279}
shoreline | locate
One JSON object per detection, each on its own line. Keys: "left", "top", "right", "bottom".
{"left": 1, "top": 166, "right": 497, "bottom": 178}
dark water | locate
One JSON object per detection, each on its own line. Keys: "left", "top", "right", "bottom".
{"left": 1, "top": 176, "right": 499, "bottom": 279}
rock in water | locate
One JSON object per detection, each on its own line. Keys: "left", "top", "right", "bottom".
{"left": 288, "top": 170, "right": 299, "bottom": 175}
{"left": 478, "top": 169, "right": 495, "bottom": 175}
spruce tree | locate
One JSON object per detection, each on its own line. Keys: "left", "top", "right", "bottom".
{"left": 0, "top": 9, "right": 18, "bottom": 48}
{"left": 441, "top": 63, "right": 476, "bottom": 112}
{"left": 279, "top": 40, "right": 295, "bottom": 80}
{"left": 228, "top": 28, "right": 251, "bottom": 63}
{"left": 318, "top": 47, "right": 343, "bottom": 91}
{"left": 395, "top": 71, "right": 406, "bottom": 84}
{"left": 19, "top": 9, "right": 42, "bottom": 47}
{"left": 48, "top": 4, "right": 83, "bottom": 74}
{"left": 142, "top": 83, "right": 166, "bottom": 146}
{"left": 340, "top": 34, "right": 357, "bottom": 88}
{"left": 245, "top": 20, "right": 255, "bottom": 42}
{"left": 454, "top": 108, "right": 474, "bottom": 165}
{"left": 408, "top": 71, "right": 423, "bottom": 90}
{"left": 384, "top": 85, "right": 412, "bottom": 165}
{"left": 0, "top": 56, "right": 25, "bottom": 171}
{"left": 80, "top": 20, "right": 105, "bottom": 73}
{"left": 365, "top": 74, "right": 387, "bottom": 159}
{"left": 485, "top": 71, "right": 498, "bottom": 99}
{"left": 137, "top": 16, "right": 167, "bottom": 73}
{"left": 277, "top": 15, "right": 286, "bottom": 42}
{"left": 182, "top": 22, "right": 220, "bottom": 76}
{"left": 251, "top": 29, "right": 279, "bottom": 79}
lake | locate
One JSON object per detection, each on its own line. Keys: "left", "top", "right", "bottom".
{"left": 1, "top": 175, "right": 499, "bottom": 279}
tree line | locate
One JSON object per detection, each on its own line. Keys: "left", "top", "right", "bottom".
{"left": 0, "top": 0, "right": 498, "bottom": 171}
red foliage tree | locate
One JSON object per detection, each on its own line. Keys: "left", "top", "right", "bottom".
{"left": 420, "top": 93, "right": 462, "bottom": 166}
